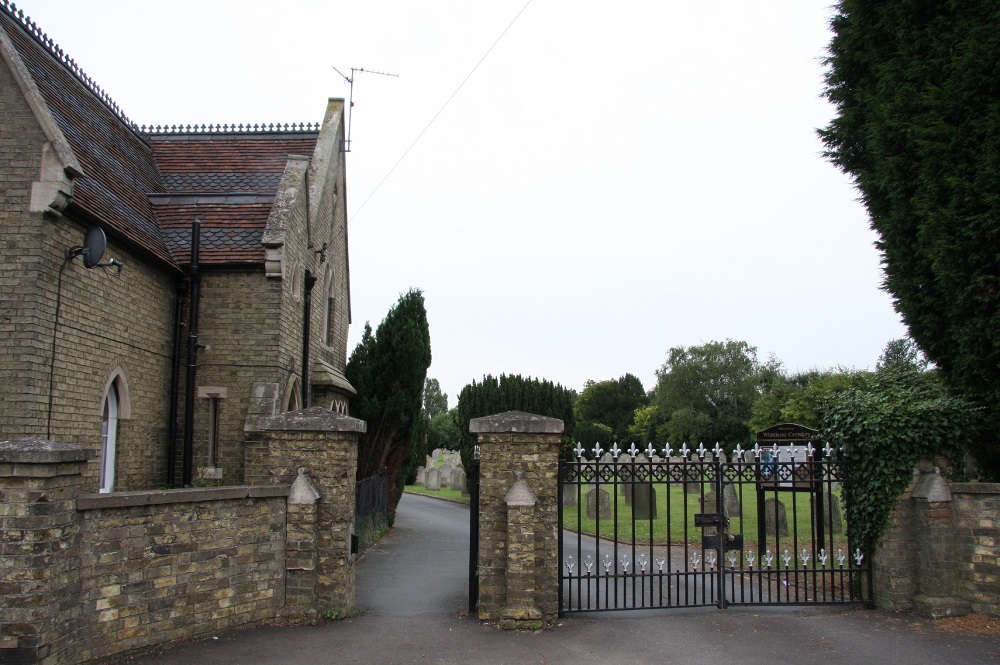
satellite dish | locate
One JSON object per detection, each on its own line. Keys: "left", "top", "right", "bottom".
{"left": 81, "top": 227, "right": 106, "bottom": 269}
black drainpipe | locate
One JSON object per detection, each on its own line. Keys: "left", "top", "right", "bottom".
{"left": 182, "top": 220, "right": 202, "bottom": 486}
{"left": 166, "top": 279, "right": 187, "bottom": 487}
{"left": 301, "top": 270, "right": 317, "bottom": 408}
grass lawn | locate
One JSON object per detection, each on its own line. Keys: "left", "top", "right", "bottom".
{"left": 561, "top": 481, "right": 849, "bottom": 565}
{"left": 405, "top": 485, "right": 469, "bottom": 503}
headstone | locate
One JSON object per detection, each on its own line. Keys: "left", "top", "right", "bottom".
{"left": 700, "top": 492, "right": 719, "bottom": 535}
{"left": 424, "top": 466, "right": 441, "bottom": 490}
{"left": 632, "top": 483, "right": 657, "bottom": 519}
{"left": 425, "top": 467, "right": 441, "bottom": 491}
{"left": 816, "top": 493, "right": 843, "bottom": 534}
{"left": 439, "top": 463, "right": 453, "bottom": 487}
{"left": 723, "top": 484, "right": 741, "bottom": 515}
{"left": 764, "top": 497, "right": 788, "bottom": 537}
{"left": 599, "top": 452, "right": 614, "bottom": 465}
{"left": 415, "top": 466, "right": 426, "bottom": 486}
{"left": 432, "top": 449, "right": 441, "bottom": 463}
{"left": 618, "top": 454, "right": 632, "bottom": 465}
{"left": 452, "top": 468, "right": 467, "bottom": 495}
{"left": 586, "top": 487, "right": 612, "bottom": 520}
{"left": 561, "top": 483, "right": 578, "bottom": 508}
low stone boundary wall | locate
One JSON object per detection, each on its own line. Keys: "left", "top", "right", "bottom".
{"left": 69, "top": 486, "right": 289, "bottom": 663}
{"left": 952, "top": 483, "right": 1000, "bottom": 616}
{"left": 2, "top": 408, "right": 365, "bottom": 663}
{"left": 875, "top": 468, "right": 1000, "bottom": 618}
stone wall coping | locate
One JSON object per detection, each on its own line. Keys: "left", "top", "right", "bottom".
{"left": 469, "top": 410, "right": 564, "bottom": 435}
{"left": 949, "top": 482, "right": 1000, "bottom": 496}
{"left": 0, "top": 439, "right": 94, "bottom": 463}
{"left": 258, "top": 406, "right": 367, "bottom": 433}
{"left": 77, "top": 484, "right": 290, "bottom": 510}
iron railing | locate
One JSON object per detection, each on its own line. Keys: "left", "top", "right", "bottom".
{"left": 559, "top": 442, "right": 871, "bottom": 613}
{"left": 355, "top": 474, "right": 391, "bottom": 553}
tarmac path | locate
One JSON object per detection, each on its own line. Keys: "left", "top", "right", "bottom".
{"left": 122, "top": 492, "right": 1000, "bottom": 664}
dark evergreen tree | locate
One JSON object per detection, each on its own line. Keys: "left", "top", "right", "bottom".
{"left": 345, "top": 289, "right": 431, "bottom": 519}
{"left": 820, "top": 1, "right": 1000, "bottom": 474}
{"left": 455, "top": 374, "right": 577, "bottom": 473}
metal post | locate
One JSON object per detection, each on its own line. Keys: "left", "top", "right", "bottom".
{"left": 468, "top": 445, "right": 480, "bottom": 615}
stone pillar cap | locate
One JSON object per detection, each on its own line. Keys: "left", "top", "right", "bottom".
{"left": 469, "top": 411, "right": 564, "bottom": 435}
{"left": 505, "top": 475, "right": 537, "bottom": 507}
{"left": 258, "top": 406, "right": 367, "bottom": 433}
{"left": 912, "top": 468, "right": 952, "bottom": 503}
{"left": 288, "top": 467, "right": 322, "bottom": 504}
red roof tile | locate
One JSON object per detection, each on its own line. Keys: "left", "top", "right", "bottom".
{"left": 1, "top": 3, "right": 322, "bottom": 269}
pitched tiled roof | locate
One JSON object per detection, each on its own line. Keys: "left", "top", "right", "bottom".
{"left": 1, "top": 2, "right": 322, "bottom": 269}
{"left": 0, "top": 4, "right": 174, "bottom": 267}
{"left": 150, "top": 134, "right": 318, "bottom": 264}
{"left": 155, "top": 202, "right": 273, "bottom": 265}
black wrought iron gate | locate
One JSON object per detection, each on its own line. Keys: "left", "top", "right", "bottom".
{"left": 558, "top": 442, "right": 872, "bottom": 613}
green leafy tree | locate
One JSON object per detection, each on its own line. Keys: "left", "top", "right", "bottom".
{"left": 574, "top": 374, "right": 648, "bottom": 443}
{"left": 653, "top": 340, "right": 780, "bottom": 448}
{"left": 455, "top": 374, "right": 577, "bottom": 472}
{"left": 819, "top": 348, "right": 979, "bottom": 548}
{"left": 748, "top": 368, "right": 864, "bottom": 433}
{"left": 423, "top": 378, "right": 448, "bottom": 419}
{"left": 427, "top": 408, "right": 461, "bottom": 451}
{"left": 573, "top": 420, "right": 614, "bottom": 449}
{"left": 820, "top": 1, "right": 1000, "bottom": 475}
{"left": 628, "top": 404, "right": 668, "bottom": 445}
{"left": 346, "top": 289, "right": 431, "bottom": 518}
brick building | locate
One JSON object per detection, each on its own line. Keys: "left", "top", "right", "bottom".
{"left": 0, "top": 1, "right": 355, "bottom": 491}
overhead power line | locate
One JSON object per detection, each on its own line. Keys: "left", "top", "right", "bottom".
{"left": 350, "top": 0, "right": 535, "bottom": 220}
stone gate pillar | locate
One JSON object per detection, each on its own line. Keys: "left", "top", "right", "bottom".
{"left": 0, "top": 440, "right": 92, "bottom": 664}
{"left": 470, "top": 411, "right": 562, "bottom": 628}
{"left": 911, "top": 468, "right": 971, "bottom": 618}
{"left": 245, "top": 407, "right": 366, "bottom": 617}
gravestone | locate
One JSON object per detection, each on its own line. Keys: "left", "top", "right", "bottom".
{"left": 452, "top": 468, "right": 467, "bottom": 495}
{"left": 817, "top": 493, "right": 843, "bottom": 534}
{"left": 723, "top": 484, "right": 741, "bottom": 514}
{"left": 416, "top": 466, "right": 426, "bottom": 486}
{"left": 425, "top": 467, "right": 441, "bottom": 491}
{"left": 632, "top": 483, "right": 657, "bottom": 519}
{"left": 599, "top": 452, "right": 614, "bottom": 465}
{"left": 618, "top": 454, "right": 632, "bottom": 465}
{"left": 561, "top": 483, "right": 578, "bottom": 508}
{"left": 439, "top": 463, "right": 453, "bottom": 487}
{"left": 432, "top": 449, "right": 441, "bottom": 463}
{"left": 700, "top": 492, "right": 720, "bottom": 535}
{"left": 586, "top": 487, "right": 612, "bottom": 520}
{"left": 764, "top": 497, "right": 788, "bottom": 537}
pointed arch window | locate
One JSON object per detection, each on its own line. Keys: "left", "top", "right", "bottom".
{"left": 324, "top": 265, "right": 336, "bottom": 347}
{"left": 100, "top": 382, "right": 119, "bottom": 493}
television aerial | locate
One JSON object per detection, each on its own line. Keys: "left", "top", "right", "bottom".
{"left": 332, "top": 65, "right": 398, "bottom": 152}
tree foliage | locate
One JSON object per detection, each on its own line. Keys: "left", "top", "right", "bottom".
{"left": 574, "top": 374, "right": 647, "bottom": 443}
{"left": 345, "top": 289, "right": 431, "bottom": 518}
{"left": 820, "top": 1, "right": 1000, "bottom": 475}
{"left": 422, "top": 378, "right": 448, "bottom": 419}
{"left": 427, "top": 408, "right": 461, "bottom": 451}
{"left": 818, "top": 344, "right": 979, "bottom": 548}
{"left": 653, "top": 340, "right": 779, "bottom": 448}
{"left": 748, "top": 369, "right": 863, "bottom": 434}
{"left": 455, "top": 374, "right": 577, "bottom": 472}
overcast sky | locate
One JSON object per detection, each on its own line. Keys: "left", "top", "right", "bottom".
{"left": 20, "top": 0, "right": 906, "bottom": 404}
